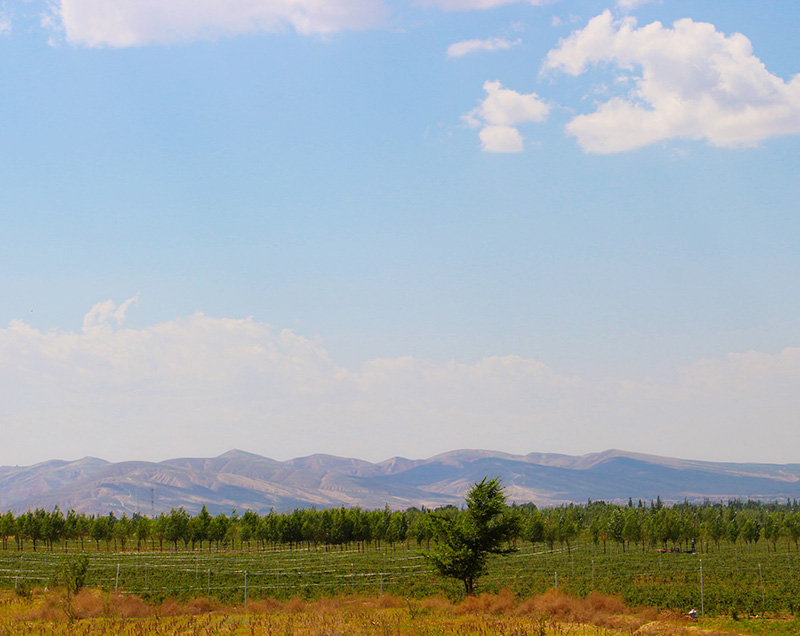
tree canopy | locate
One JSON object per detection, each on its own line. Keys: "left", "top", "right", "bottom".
{"left": 424, "top": 476, "right": 519, "bottom": 595}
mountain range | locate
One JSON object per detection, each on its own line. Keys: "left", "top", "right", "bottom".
{"left": 2, "top": 449, "right": 799, "bottom": 516}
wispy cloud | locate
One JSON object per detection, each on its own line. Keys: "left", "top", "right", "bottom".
{"left": 616, "top": 0, "right": 658, "bottom": 10}
{"left": 0, "top": 11, "right": 11, "bottom": 36}
{"left": 417, "top": 0, "right": 547, "bottom": 10}
{"left": 3, "top": 301, "right": 798, "bottom": 465}
{"left": 447, "top": 36, "right": 521, "bottom": 58}
{"left": 542, "top": 10, "right": 800, "bottom": 153}
{"left": 50, "top": 0, "right": 387, "bottom": 47}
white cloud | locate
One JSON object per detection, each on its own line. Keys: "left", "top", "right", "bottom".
{"left": 478, "top": 125, "right": 524, "bottom": 152}
{"left": 3, "top": 301, "right": 799, "bottom": 466}
{"left": 0, "top": 14, "right": 10, "bottom": 36}
{"left": 447, "top": 36, "right": 521, "bottom": 58}
{"left": 51, "top": 0, "right": 387, "bottom": 47}
{"left": 464, "top": 80, "right": 550, "bottom": 152}
{"left": 542, "top": 10, "right": 800, "bottom": 153}
{"left": 416, "top": 0, "right": 550, "bottom": 10}
{"left": 616, "top": 0, "right": 657, "bottom": 10}
{"left": 82, "top": 295, "right": 139, "bottom": 333}
{"left": 551, "top": 15, "right": 579, "bottom": 27}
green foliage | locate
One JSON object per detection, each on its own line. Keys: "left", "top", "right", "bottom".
{"left": 424, "top": 477, "right": 518, "bottom": 595}
{"left": 3, "top": 493, "right": 800, "bottom": 615}
{"left": 62, "top": 553, "right": 90, "bottom": 595}
{"left": 14, "top": 578, "right": 32, "bottom": 599}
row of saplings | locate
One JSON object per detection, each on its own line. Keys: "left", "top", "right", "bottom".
{"left": 5, "top": 495, "right": 800, "bottom": 554}
{"left": 23, "top": 478, "right": 512, "bottom": 622}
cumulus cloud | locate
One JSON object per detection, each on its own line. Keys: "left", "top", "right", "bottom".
{"left": 464, "top": 80, "right": 550, "bottom": 152}
{"left": 2, "top": 300, "right": 799, "bottom": 466}
{"left": 447, "top": 36, "right": 521, "bottom": 58}
{"left": 478, "top": 125, "right": 524, "bottom": 152}
{"left": 542, "top": 10, "right": 800, "bottom": 153}
{"left": 50, "top": 0, "right": 387, "bottom": 47}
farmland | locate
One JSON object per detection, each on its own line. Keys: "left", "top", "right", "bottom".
{"left": 1, "top": 538, "right": 799, "bottom": 617}
{"left": 3, "top": 497, "right": 800, "bottom": 636}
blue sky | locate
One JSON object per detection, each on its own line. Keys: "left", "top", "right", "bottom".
{"left": 1, "top": 0, "right": 799, "bottom": 467}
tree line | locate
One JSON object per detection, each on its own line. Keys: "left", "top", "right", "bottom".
{"left": 2, "top": 496, "right": 800, "bottom": 554}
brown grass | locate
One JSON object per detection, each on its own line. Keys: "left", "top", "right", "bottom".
{"left": 4, "top": 587, "right": 743, "bottom": 636}
{"left": 420, "top": 595, "right": 452, "bottom": 611}
{"left": 246, "top": 597, "right": 283, "bottom": 613}
{"left": 377, "top": 594, "right": 405, "bottom": 608}
{"left": 455, "top": 588, "right": 517, "bottom": 614}
{"left": 185, "top": 596, "right": 216, "bottom": 614}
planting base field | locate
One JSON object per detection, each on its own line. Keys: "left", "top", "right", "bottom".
{"left": 3, "top": 588, "right": 799, "bottom": 636}
{"left": 1, "top": 541, "right": 799, "bottom": 616}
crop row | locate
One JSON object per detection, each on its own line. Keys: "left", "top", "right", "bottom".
{"left": 1, "top": 540, "right": 798, "bottom": 616}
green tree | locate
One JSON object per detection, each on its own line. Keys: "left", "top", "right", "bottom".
{"left": 726, "top": 511, "right": 740, "bottom": 546}
{"left": 387, "top": 511, "right": 408, "bottom": 549}
{"left": 708, "top": 513, "right": 726, "bottom": 550}
{"left": 191, "top": 505, "right": 212, "bottom": 551}
{"left": 762, "top": 512, "right": 781, "bottom": 552}
{"left": 209, "top": 513, "right": 230, "bottom": 550}
{"left": 113, "top": 514, "right": 133, "bottom": 551}
{"left": 409, "top": 511, "right": 434, "bottom": 550}
{"left": 240, "top": 510, "right": 260, "bottom": 550}
{"left": 623, "top": 509, "right": 643, "bottom": 552}
{"left": 0, "top": 511, "right": 14, "bottom": 550}
{"left": 44, "top": 507, "right": 65, "bottom": 550}
{"left": 785, "top": 512, "right": 800, "bottom": 551}
{"left": 152, "top": 513, "right": 168, "bottom": 552}
{"left": 524, "top": 509, "right": 545, "bottom": 552}
{"left": 64, "top": 510, "right": 80, "bottom": 552}
{"left": 90, "top": 515, "right": 111, "bottom": 550}
{"left": 741, "top": 516, "right": 761, "bottom": 551}
{"left": 61, "top": 553, "right": 90, "bottom": 623}
{"left": 20, "top": 509, "right": 45, "bottom": 552}
{"left": 134, "top": 516, "right": 151, "bottom": 551}
{"left": 166, "top": 508, "right": 191, "bottom": 550}
{"left": 424, "top": 477, "right": 519, "bottom": 596}
{"left": 607, "top": 508, "right": 625, "bottom": 550}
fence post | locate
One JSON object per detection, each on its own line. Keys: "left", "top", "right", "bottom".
{"left": 244, "top": 571, "right": 248, "bottom": 608}
{"left": 207, "top": 569, "right": 211, "bottom": 600}
{"left": 115, "top": 564, "right": 120, "bottom": 593}
{"left": 555, "top": 571, "right": 558, "bottom": 591}
{"left": 591, "top": 560, "right": 595, "bottom": 589}
{"left": 759, "top": 564, "right": 765, "bottom": 607}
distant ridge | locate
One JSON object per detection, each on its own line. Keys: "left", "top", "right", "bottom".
{"left": 1, "top": 449, "right": 799, "bottom": 516}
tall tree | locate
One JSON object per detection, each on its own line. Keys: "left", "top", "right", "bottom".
{"left": 425, "top": 477, "right": 519, "bottom": 596}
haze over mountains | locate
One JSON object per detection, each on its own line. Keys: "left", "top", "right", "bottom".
{"left": 2, "top": 449, "right": 800, "bottom": 516}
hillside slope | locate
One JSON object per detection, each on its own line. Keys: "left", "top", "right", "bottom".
{"left": 2, "top": 449, "right": 799, "bottom": 515}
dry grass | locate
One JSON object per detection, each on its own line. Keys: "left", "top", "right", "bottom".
{"left": 455, "top": 587, "right": 517, "bottom": 614}
{"left": 0, "top": 588, "right": 750, "bottom": 636}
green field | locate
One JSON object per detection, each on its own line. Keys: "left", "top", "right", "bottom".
{"left": 2, "top": 540, "right": 798, "bottom": 617}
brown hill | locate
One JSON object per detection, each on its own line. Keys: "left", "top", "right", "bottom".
{"left": 1, "top": 449, "right": 799, "bottom": 515}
